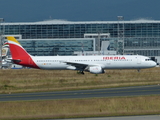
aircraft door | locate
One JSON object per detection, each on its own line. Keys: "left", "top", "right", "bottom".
{"left": 137, "top": 56, "right": 141, "bottom": 64}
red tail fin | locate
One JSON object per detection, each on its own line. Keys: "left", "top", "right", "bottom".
{"left": 7, "top": 36, "right": 39, "bottom": 69}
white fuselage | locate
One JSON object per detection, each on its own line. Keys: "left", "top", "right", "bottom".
{"left": 31, "top": 55, "right": 156, "bottom": 70}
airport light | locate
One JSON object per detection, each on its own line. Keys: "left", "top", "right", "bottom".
{"left": 117, "top": 16, "right": 124, "bottom": 55}
{"left": 0, "top": 18, "right": 4, "bottom": 69}
{"left": 97, "top": 31, "right": 101, "bottom": 55}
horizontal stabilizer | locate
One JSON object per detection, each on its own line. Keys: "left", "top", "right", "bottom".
{"left": 7, "top": 58, "right": 21, "bottom": 63}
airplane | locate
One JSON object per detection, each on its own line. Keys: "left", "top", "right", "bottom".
{"left": 7, "top": 36, "right": 157, "bottom": 74}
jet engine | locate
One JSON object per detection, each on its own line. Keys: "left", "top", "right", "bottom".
{"left": 88, "top": 66, "right": 105, "bottom": 74}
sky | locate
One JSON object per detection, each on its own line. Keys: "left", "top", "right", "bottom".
{"left": 0, "top": 0, "right": 160, "bottom": 22}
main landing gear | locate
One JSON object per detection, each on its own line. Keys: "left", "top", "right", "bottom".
{"left": 77, "top": 71, "right": 85, "bottom": 74}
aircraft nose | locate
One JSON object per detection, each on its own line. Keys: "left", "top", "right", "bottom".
{"left": 152, "top": 61, "right": 157, "bottom": 67}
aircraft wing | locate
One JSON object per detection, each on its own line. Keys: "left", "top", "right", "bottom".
{"left": 63, "top": 61, "right": 88, "bottom": 71}
{"left": 63, "top": 61, "right": 103, "bottom": 71}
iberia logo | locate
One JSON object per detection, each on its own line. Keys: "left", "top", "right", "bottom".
{"left": 103, "top": 57, "right": 126, "bottom": 60}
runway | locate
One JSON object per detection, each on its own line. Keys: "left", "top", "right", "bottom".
{"left": 0, "top": 85, "right": 160, "bottom": 101}
{"left": 55, "top": 115, "right": 160, "bottom": 120}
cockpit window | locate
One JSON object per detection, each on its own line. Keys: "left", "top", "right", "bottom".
{"left": 145, "top": 59, "right": 152, "bottom": 61}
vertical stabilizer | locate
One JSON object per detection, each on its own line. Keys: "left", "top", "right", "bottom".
{"left": 7, "top": 36, "right": 39, "bottom": 68}
{"left": 7, "top": 36, "right": 30, "bottom": 59}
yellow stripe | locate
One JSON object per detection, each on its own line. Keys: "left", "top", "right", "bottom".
{"left": 7, "top": 36, "right": 21, "bottom": 45}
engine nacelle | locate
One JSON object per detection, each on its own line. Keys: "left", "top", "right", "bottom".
{"left": 88, "top": 66, "right": 105, "bottom": 74}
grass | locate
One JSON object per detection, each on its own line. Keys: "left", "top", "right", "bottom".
{"left": 0, "top": 68, "right": 160, "bottom": 119}
{"left": 0, "top": 67, "right": 160, "bottom": 93}
{"left": 0, "top": 96, "right": 160, "bottom": 119}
